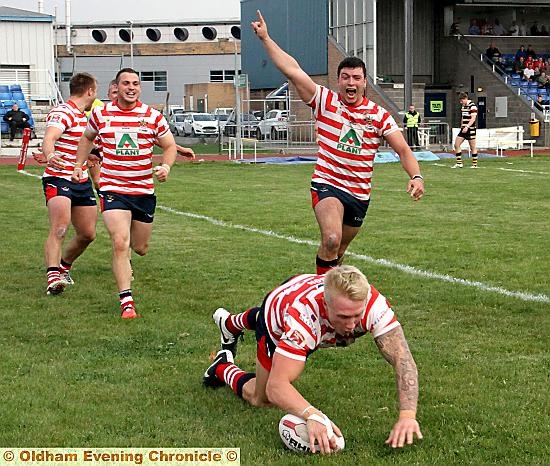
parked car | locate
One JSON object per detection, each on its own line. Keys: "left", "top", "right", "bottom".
{"left": 169, "top": 113, "right": 187, "bottom": 136}
{"left": 182, "top": 112, "right": 219, "bottom": 137}
{"left": 256, "top": 109, "right": 289, "bottom": 140}
{"left": 223, "top": 111, "right": 260, "bottom": 137}
{"left": 214, "top": 113, "right": 230, "bottom": 133}
{"left": 213, "top": 107, "right": 233, "bottom": 116}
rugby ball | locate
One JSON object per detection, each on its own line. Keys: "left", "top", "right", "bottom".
{"left": 278, "top": 413, "right": 345, "bottom": 453}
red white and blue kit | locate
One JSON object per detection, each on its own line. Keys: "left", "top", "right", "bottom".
{"left": 43, "top": 100, "right": 90, "bottom": 182}
{"left": 87, "top": 101, "right": 170, "bottom": 195}
{"left": 308, "top": 84, "right": 400, "bottom": 201}
{"left": 262, "top": 274, "right": 400, "bottom": 364}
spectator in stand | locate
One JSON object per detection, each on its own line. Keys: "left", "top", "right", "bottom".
{"left": 535, "top": 57, "right": 546, "bottom": 72}
{"left": 485, "top": 42, "right": 502, "bottom": 64}
{"left": 480, "top": 19, "right": 492, "bottom": 36}
{"left": 508, "top": 20, "right": 519, "bottom": 36}
{"left": 519, "top": 19, "right": 527, "bottom": 36}
{"left": 515, "top": 45, "right": 528, "bottom": 62}
{"left": 468, "top": 19, "right": 480, "bottom": 35}
{"left": 536, "top": 71, "right": 549, "bottom": 88}
{"left": 450, "top": 18, "right": 461, "bottom": 35}
{"left": 534, "top": 94, "right": 549, "bottom": 112}
{"left": 530, "top": 21, "right": 541, "bottom": 36}
{"left": 523, "top": 63, "right": 535, "bottom": 81}
{"left": 526, "top": 45, "right": 537, "bottom": 60}
{"left": 3, "top": 103, "right": 32, "bottom": 141}
{"left": 514, "top": 56, "right": 526, "bottom": 74}
{"left": 492, "top": 18, "right": 505, "bottom": 36}
{"left": 533, "top": 66, "right": 541, "bottom": 82}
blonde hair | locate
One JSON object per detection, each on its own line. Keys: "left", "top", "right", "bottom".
{"left": 324, "top": 265, "right": 370, "bottom": 303}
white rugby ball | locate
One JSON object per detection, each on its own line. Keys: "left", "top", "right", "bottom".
{"left": 278, "top": 413, "right": 345, "bottom": 453}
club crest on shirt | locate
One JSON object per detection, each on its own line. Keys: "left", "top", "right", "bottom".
{"left": 138, "top": 118, "right": 147, "bottom": 127}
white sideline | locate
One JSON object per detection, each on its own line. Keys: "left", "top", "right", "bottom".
{"left": 16, "top": 170, "right": 548, "bottom": 304}
{"left": 157, "top": 205, "right": 549, "bottom": 304}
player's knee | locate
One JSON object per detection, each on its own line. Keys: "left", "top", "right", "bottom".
{"left": 53, "top": 225, "right": 68, "bottom": 240}
{"left": 322, "top": 232, "right": 341, "bottom": 253}
{"left": 133, "top": 243, "right": 149, "bottom": 256}
{"left": 78, "top": 229, "right": 96, "bottom": 244}
{"left": 112, "top": 236, "right": 130, "bottom": 254}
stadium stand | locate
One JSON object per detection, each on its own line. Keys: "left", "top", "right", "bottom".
{"left": 0, "top": 83, "right": 35, "bottom": 137}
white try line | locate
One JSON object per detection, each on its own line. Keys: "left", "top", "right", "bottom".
{"left": 431, "top": 162, "right": 549, "bottom": 175}
{"left": 17, "top": 169, "right": 548, "bottom": 304}
{"left": 158, "top": 205, "right": 549, "bottom": 304}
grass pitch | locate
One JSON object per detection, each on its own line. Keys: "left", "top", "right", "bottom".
{"left": 0, "top": 155, "right": 548, "bottom": 464}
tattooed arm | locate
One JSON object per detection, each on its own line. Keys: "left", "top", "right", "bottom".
{"left": 375, "top": 325, "right": 423, "bottom": 448}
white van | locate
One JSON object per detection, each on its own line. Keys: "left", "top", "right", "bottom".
{"left": 213, "top": 107, "right": 233, "bottom": 116}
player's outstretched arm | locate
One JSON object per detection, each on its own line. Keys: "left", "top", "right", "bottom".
{"left": 251, "top": 10, "right": 316, "bottom": 104}
{"left": 374, "top": 326, "right": 423, "bottom": 448}
{"left": 267, "top": 353, "right": 341, "bottom": 454}
{"left": 384, "top": 131, "right": 425, "bottom": 201}
{"left": 176, "top": 144, "right": 195, "bottom": 159}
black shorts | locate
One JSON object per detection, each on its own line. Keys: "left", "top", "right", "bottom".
{"left": 99, "top": 191, "right": 157, "bottom": 223}
{"left": 42, "top": 177, "right": 97, "bottom": 207}
{"left": 310, "top": 182, "right": 370, "bottom": 227}
{"left": 457, "top": 126, "right": 477, "bottom": 140}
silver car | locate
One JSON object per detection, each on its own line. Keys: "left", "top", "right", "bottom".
{"left": 169, "top": 114, "right": 187, "bottom": 136}
{"left": 182, "top": 113, "right": 219, "bottom": 137}
{"left": 256, "top": 110, "right": 288, "bottom": 140}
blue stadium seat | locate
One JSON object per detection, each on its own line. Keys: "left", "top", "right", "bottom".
{"left": 510, "top": 73, "right": 521, "bottom": 79}
{"left": 1, "top": 100, "right": 16, "bottom": 108}
{"left": 0, "top": 92, "right": 12, "bottom": 101}
{"left": 0, "top": 85, "right": 9, "bottom": 94}
{"left": 9, "top": 84, "right": 22, "bottom": 92}
{"left": 1, "top": 122, "right": 9, "bottom": 134}
{"left": 11, "top": 91, "right": 24, "bottom": 100}
{"left": 17, "top": 99, "right": 28, "bottom": 109}
{"left": 528, "top": 81, "right": 538, "bottom": 88}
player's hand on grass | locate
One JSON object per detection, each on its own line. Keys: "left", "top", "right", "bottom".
{"left": 385, "top": 417, "right": 423, "bottom": 448}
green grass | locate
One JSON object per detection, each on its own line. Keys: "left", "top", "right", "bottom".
{"left": 0, "top": 155, "right": 549, "bottom": 464}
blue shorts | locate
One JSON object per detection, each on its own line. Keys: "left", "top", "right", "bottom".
{"left": 42, "top": 177, "right": 97, "bottom": 207}
{"left": 99, "top": 191, "right": 157, "bottom": 223}
{"left": 310, "top": 182, "right": 370, "bottom": 227}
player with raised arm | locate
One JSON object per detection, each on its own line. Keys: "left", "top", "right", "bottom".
{"left": 41, "top": 72, "right": 98, "bottom": 295}
{"left": 203, "top": 265, "right": 422, "bottom": 454}
{"left": 72, "top": 68, "right": 177, "bottom": 318}
{"left": 252, "top": 10, "right": 424, "bottom": 274}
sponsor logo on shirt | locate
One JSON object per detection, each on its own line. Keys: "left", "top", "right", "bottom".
{"left": 337, "top": 127, "right": 361, "bottom": 155}
{"left": 115, "top": 132, "right": 139, "bottom": 156}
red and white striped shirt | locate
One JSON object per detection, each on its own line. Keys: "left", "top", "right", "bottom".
{"left": 42, "top": 100, "right": 89, "bottom": 182}
{"left": 264, "top": 274, "right": 400, "bottom": 363}
{"left": 87, "top": 101, "right": 170, "bottom": 195}
{"left": 308, "top": 85, "right": 399, "bottom": 201}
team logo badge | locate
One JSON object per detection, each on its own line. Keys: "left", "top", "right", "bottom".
{"left": 138, "top": 118, "right": 147, "bottom": 127}
{"left": 115, "top": 132, "right": 139, "bottom": 156}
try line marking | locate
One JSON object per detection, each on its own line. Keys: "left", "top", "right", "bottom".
{"left": 17, "top": 169, "right": 548, "bottom": 304}
{"left": 431, "top": 162, "right": 549, "bottom": 175}
{"left": 158, "top": 205, "right": 549, "bottom": 304}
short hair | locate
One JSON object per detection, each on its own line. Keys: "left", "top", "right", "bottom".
{"left": 116, "top": 68, "right": 139, "bottom": 84}
{"left": 69, "top": 72, "right": 96, "bottom": 96}
{"left": 458, "top": 92, "right": 469, "bottom": 100}
{"left": 324, "top": 265, "right": 370, "bottom": 303}
{"left": 109, "top": 79, "right": 117, "bottom": 87}
{"left": 337, "top": 57, "right": 367, "bottom": 79}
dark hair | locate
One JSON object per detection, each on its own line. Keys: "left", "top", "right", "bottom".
{"left": 458, "top": 92, "right": 469, "bottom": 100}
{"left": 115, "top": 68, "right": 139, "bottom": 83}
{"left": 337, "top": 57, "right": 366, "bottom": 79}
{"left": 69, "top": 72, "right": 96, "bottom": 96}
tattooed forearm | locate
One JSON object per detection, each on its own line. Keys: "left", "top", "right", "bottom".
{"left": 375, "top": 326, "right": 419, "bottom": 412}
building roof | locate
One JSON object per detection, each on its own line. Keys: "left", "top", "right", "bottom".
{"left": 0, "top": 6, "right": 53, "bottom": 22}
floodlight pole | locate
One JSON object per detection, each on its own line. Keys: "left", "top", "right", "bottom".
{"left": 127, "top": 20, "right": 134, "bottom": 69}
